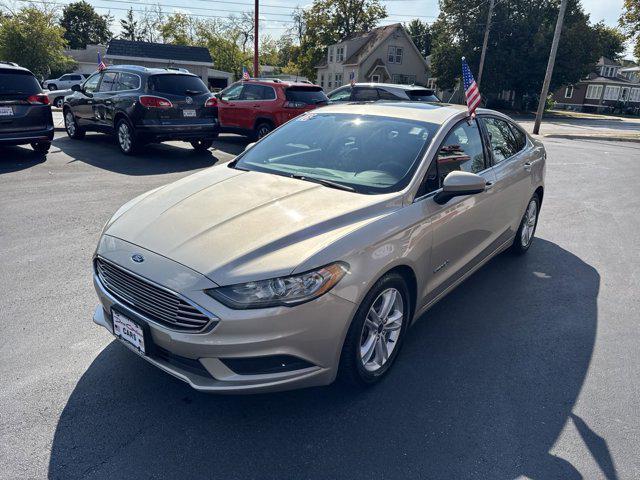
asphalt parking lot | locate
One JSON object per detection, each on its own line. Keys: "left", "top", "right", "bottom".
{"left": 1, "top": 132, "right": 639, "bottom": 479}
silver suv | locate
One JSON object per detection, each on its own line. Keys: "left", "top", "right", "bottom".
{"left": 328, "top": 83, "right": 440, "bottom": 103}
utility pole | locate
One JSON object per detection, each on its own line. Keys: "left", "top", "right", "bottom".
{"left": 533, "top": 0, "right": 567, "bottom": 135}
{"left": 253, "top": 0, "right": 259, "bottom": 78}
{"left": 477, "top": 0, "right": 495, "bottom": 88}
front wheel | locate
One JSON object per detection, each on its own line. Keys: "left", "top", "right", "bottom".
{"left": 116, "top": 118, "right": 138, "bottom": 155}
{"left": 64, "top": 110, "right": 85, "bottom": 139}
{"left": 190, "top": 139, "right": 213, "bottom": 151}
{"left": 511, "top": 194, "right": 540, "bottom": 254}
{"left": 53, "top": 97, "right": 64, "bottom": 108}
{"left": 338, "top": 273, "right": 410, "bottom": 387}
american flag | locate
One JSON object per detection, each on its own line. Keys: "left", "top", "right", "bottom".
{"left": 242, "top": 66, "right": 250, "bottom": 81}
{"left": 97, "top": 52, "right": 106, "bottom": 71}
{"left": 462, "top": 57, "right": 481, "bottom": 117}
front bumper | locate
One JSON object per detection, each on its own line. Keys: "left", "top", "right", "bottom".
{"left": 92, "top": 237, "right": 356, "bottom": 393}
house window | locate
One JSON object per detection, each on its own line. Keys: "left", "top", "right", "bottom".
{"left": 329, "top": 47, "right": 334, "bottom": 63}
{"left": 630, "top": 88, "right": 640, "bottom": 103}
{"left": 336, "top": 46, "right": 345, "bottom": 62}
{"left": 392, "top": 74, "right": 416, "bottom": 84}
{"left": 371, "top": 74, "right": 380, "bottom": 82}
{"left": 603, "top": 85, "right": 621, "bottom": 100}
{"left": 328, "top": 79, "right": 332, "bottom": 89}
{"left": 427, "top": 78, "right": 437, "bottom": 89}
{"left": 387, "top": 46, "right": 403, "bottom": 64}
{"left": 335, "top": 73, "right": 343, "bottom": 86}
{"left": 565, "top": 86, "right": 574, "bottom": 99}
{"left": 585, "top": 85, "right": 603, "bottom": 100}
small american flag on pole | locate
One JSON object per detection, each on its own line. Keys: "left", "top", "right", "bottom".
{"left": 97, "top": 52, "right": 106, "bottom": 71}
{"left": 462, "top": 57, "right": 481, "bottom": 117}
{"left": 242, "top": 66, "right": 250, "bottom": 81}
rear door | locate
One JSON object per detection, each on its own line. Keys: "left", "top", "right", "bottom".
{"left": 479, "top": 116, "right": 535, "bottom": 235}
{"left": 236, "top": 84, "right": 274, "bottom": 130}
{"left": 0, "top": 69, "right": 50, "bottom": 134}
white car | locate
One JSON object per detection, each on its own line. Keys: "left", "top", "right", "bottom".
{"left": 46, "top": 88, "right": 72, "bottom": 108}
{"left": 43, "top": 73, "right": 87, "bottom": 91}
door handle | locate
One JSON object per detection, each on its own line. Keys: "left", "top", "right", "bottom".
{"left": 105, "top": 100, "right": 112, "bottom": 105}
{"left": 524, "top": 162, "right": 533, "bottom": 171}
{"left": 87, "top": 100, "right": 93, "bottom": 104}
{"left": 485, "top": 181, "right": 494, "bottom": 191}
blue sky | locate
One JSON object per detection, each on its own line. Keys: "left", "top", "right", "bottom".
{"left": 92, "top": 0, "right": 633, "bottom": 58}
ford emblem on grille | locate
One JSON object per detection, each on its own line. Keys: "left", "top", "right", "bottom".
{"left": 131, "top": 253, "right": 145, "bottom": 263}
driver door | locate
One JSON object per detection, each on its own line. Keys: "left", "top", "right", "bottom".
{"left": 420, "top": 119, "right": 500, "bottom": 300}
{"left": 217, "top": 83, "right": 243, "bottom": 128}
{"left": 74, "top": 72, "right": 102, "bottom": 126}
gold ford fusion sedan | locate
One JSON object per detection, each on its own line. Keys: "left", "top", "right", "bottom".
{"left": 92, "top": 102, "right": 545, "bottom": 393}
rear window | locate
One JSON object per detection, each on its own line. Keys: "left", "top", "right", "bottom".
{"left": 0, "top": 70, "right": 41, "bottom": 95}
{"left": 285, "top": 86, "right": 328, "bottom": 105}
{"left": 148, "top": 74, "right": 208, "bottom": 95}
{"left": 407, "top": 89, "right": 440, "bottom": 102}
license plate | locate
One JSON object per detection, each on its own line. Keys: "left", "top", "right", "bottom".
{"left": 183, "top": 109, "right": 196, "bottom": 118}
{"left": 0, "top": 106, "right": 13, "bottom": 116}
{"left": 113, "top": 311, "right": 146, "bottom": 354}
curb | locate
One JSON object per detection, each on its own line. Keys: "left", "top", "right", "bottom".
{"left": 542, "top": 134, "right": 640, "bottom": 143}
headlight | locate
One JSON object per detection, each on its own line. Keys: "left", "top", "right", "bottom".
{"left": 206, "top": 262, "right": 348, "bottom": 309}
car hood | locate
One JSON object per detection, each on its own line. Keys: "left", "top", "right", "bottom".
{"left": 104, "top": 165, "right": 400, "bottom": 285}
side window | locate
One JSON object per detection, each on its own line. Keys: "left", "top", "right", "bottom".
{"left": 240, "top": 84, "right": 264, "bottom": 100}
{"left": 261, "top": 85, "right": 276, "bottom": 100}
{"left": 220, "top": 83, "right": 243, "bottom": 101}
{"left": 116, "top": 73, "right": 139, "bottom": 91}
{"left": 509, "top": 123, "right": 527, "bottom": 152}
{"left": 70, "top": 75, "right": 82, "bottom": 81}
{"left": 60, "top": 75, "right": 71, "bottom": 81}
{"left": 435, "top": 120, "right": 486, "bottom": 185}
{"left": 328, "top": 86, "right": 351, "bottom": 102}
{"left": 83, "top": 73, "right": 102, "bottom": 93}
{"left": 98, "top": 72, "right": 118, "bottom": 92}
{"left": 482, "top": 117, "right": 519, "bottom": 163}
{"left": 352, "top": 87, "right": 379, "bottom": 101}
{"left": 378, "top": 88, "right": 399, "bottom": 100}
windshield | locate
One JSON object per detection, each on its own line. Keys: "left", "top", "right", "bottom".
{"left": 407, "top": 90, "right": 440, "bottom": 102}
{"left": 0, "top": 71, "right": 41, "bottom": 95}
{"left": 234, "top": 113, "right": 439, "bottom": 194}
{"left": 148, "top": 74, "right": 208, "bottom": 95}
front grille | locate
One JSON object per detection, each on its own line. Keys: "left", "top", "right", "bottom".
{"left": 96, "top": 257, "right": 212, "bottom": 332}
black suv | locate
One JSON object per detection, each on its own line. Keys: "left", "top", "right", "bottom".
{"left": 63, "top": 65, "right": 218, "bottom": 154}
{"left": 0, "top": 61, "right": 54, "bottom": 153}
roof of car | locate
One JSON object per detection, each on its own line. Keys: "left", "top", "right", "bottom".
{"left": 104, "top": 65, "right": 197, "bottom": 76}
{"left": 338, "top": 83, "right": 434, "bottom": 91}
{"left": 0, "top": 61, "right": 32, "bottom": 73}
{"left": 243, "top": 78, "right": 321, "bottom": 88}
{"left": 313, "top": 101, "right": 491, "bottom": 124}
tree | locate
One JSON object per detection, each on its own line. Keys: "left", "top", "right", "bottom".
{"left": 0, "top": 7, "right": 75, "bottom": 79}
{"left": 60, "top": 1, "right": 111, "bottom": 49}
{"left": 298, "top": 0, "right": 387, "bottom": 79}
{"left": 591, "top": 22, "right": 626, "bottom": 60}
{"left": 160, "top": 12, "right": 196, "bottom": 45}
{"left": 140, "top": 4, "right": 165, "bottom": 43}
{"left": 120, "top": 8, "right": 145, "bottom": 41}
{"left": 620, "top": 0, "right": 640, "bottom": 59}
{"left": 430, "top": 0, "right": 616, "bottom": 106}
{"left": 406, "top": 19, "right": 431, "bottom": 58}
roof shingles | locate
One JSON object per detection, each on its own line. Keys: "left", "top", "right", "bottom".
{"left": 107, "top": 39, "right": 212, "bottom": 64}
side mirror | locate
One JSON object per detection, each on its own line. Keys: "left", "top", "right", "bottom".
{"left": 71, "top": 84, "right": 81, "bottom": 92}
{"left": 434, "top": 171, "right": 487, "bottom": 205}
{"left": 244, "top": 142, "right": 256, "bottom": 152}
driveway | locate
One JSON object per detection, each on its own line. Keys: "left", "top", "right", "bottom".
{"left": 1, "top": 134, "right": 639, "bottom": 479}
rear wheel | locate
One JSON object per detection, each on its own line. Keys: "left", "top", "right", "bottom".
{"left": 31, "top": 141, "right": 51, "bottom": 153}
{"left": 116, "top": 118, "right": 138, "bottom": 155}
{"left": 48, "top": 84, "right": 57, "bottom": 91}
{"left": 338, "top": 273, "right": 410, "bottom": 387}
{"left": 252, "top": 121, "right": 273, "bottom": 141}
{"left": 511, "top": 194, "right": 540, "bottom": 254}
{"left": 64, "top": 110, "right": 85, "bottom": 139}
{"left": 53, "top": 97, "right": 64, "bottom": 108}
{"left": 190, "top": 139, "right": 213, "bottom": 151}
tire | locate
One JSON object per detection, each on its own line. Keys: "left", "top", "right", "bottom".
{"left": 252, "top": 121, "right": 273, "bottom": 141}
{"left": 511, "top": 193, "right": 540, "bottom": 254}
{"left": 48, "top": 84, "right": 57, "bottom": 91}
{"left": 190, "top": 139, "right": 213, "bottom": 151}
{"left": 64, "top": 109, "right": 85, "bottom": 139}
{"left": 338, "top": 272, "right": 411, "bottom": 387}
{"left": 53, "top": 97, "right": 64, "bottom": 108}
{"left": 116, "top": 118, "right": 138, "bottom": 155}
{"left": 31, "top": 141, "right": 51, "bottom": 153}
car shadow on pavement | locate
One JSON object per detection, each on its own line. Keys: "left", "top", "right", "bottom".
{"left": 48, "top": 239, "right": 610, "bottom": 480}
{"left": 0, "top": 146, "right": 47, "bottom": 174}
{"left": 53, "top": 134, "right": 221, "bottom": 176}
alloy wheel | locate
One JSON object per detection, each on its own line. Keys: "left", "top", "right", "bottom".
{"left": 359, "top": 287, "right": 404, "bottom": 372}
{"left": 118, "top": 122, "right": 132, "bottom": 152}
{"left": 257, "top": 125, "right": 271, "bottom": 138}
{"left": 521, "top": 199, "right": 538, "bottom": 247}
{"left": 65, "top": 112, "right": 76, "bottom": 136}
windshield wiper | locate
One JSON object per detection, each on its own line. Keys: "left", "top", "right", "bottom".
{"left": 288, "top": 173, "right": 355, "bottom": 192}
